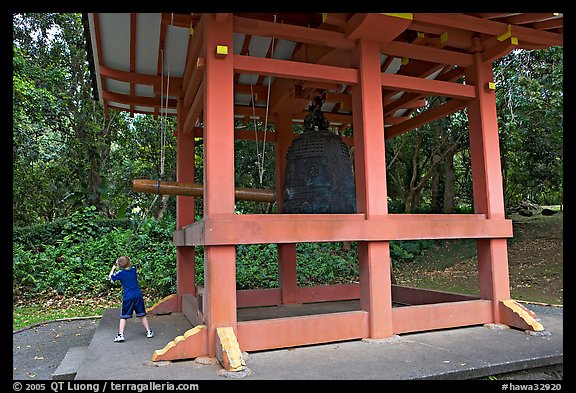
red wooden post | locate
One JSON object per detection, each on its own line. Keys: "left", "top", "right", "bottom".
{"left": 352, "top": 39, "right": 393, "bottom": 338}
{"left": 202, "top": 13, "right": 237, "bottom": 356}
{"left": 274, "top": 113, "right": 298, "bottom": 304}
{"left": 465, "top": 52, "right": 511, "bottom": 322}
{"left": 176, "top": 91, "right": 196, "bottom": 311}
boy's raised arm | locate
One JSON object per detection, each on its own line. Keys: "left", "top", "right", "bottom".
{"left": 109, "top": 264, "right": 116, "bottom": 282}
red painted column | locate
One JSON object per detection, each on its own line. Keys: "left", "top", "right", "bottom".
{"left": 274, "top": 113, "right": 297, "bottom": 304}
{"left": 352, "top": 39, "right": 393, "bottom": 338}
{"left": 176, "top": 92, "right": 196, "bottom": 311}
{"left": 465, "top": 53, "right": 511, "bottom": 322}
{"left": 202, "top": 13, "right": 237, "bottom": 355}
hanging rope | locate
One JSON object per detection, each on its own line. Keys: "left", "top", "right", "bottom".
{"left": 250, "top": 14, "right": 276, "bottom": 186}
{"left": 159, "top": 13, "right": 173, "bottom": 180}
{"left": 126, "top": 14, "right": 173, "bottom": 250}
{"left": 249, "top": 74, "right": 262, "bottom": 184}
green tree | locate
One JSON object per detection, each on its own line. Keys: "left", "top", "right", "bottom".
{"left": 13, "top": 13, "right": 111, "bottom": 225}
{"left": 494, "top": 47, "right": 563, "bottom": 207}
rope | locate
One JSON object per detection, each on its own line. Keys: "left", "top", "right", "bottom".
{"left": 159, "top": 13, "right": 173, "bottom": 180}
{"left": 126, "top": 14, "right": 174, "bottom": 250}
{"left": 252, "top": 14, "right": 276, "bottom": 186}
{"left": 249, "top": 75, "right": 261, "bottom": 183}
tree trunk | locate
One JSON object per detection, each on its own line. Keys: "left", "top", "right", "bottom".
{"left": 443, "top": 151, "right": 456, "bottom": 213}
{"left": 156, "top": 194, "right": 171, "bottom": 220}
{"left": 430, "top": 123, "right": 442, "bottom": 213}
{"left": 404, "top": 188, "right": 417, "bottom": 213}
{"left": 431, "top": 162, "right": 442, "bottom": 213}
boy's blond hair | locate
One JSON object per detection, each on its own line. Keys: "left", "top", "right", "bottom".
{"left": 116, "top": 256, "right": 132, "bottom": 269}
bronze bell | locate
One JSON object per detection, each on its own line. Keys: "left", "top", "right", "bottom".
{"left": 283, "top": 97, "right": 356, "bottom": 214}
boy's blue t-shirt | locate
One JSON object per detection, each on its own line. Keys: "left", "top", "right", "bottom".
{"left": 111, "top": 267, "right": 143, "bottom": 300}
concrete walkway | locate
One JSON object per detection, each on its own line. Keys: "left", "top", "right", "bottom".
{"left": 72, "top": 303, "right": 562, "bottom": 380}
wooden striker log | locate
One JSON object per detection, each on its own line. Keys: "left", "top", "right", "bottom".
{"left": 132, "top": 179, "right": 276, "bottom": 203}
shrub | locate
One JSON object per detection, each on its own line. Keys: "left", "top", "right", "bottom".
{"left": 13, "top": 212, "right": 435, "bottom": 302}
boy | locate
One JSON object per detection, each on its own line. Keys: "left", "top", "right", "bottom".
{"left": 108, "top": 256, "right": 154, "bottom": 342}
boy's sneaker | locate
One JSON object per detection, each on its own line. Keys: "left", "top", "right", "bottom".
{"left": 114, "top": 333, "right": 125, "bottom": 342}
{"left": 146, "top": 330, "right": 155, "bottom": 338}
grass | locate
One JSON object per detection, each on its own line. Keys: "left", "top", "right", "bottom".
{"left": 13, "top": 303, "right": 107, "bottom": 331}
{"left": 12, "top": 295, "right": 162, "bottom": 331}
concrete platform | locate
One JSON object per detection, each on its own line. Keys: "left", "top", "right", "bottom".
{"left": 52, "top": 346, "right": 88, "bottom": 380}
{"left": 73, "top": 302, "right": 562, "bottom": 380}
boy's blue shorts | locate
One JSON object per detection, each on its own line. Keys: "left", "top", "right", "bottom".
{"left": 120, "top": 296, "right": 147, "bottom": 319}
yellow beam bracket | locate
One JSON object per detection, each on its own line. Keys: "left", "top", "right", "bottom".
{"left": 440, "top": 31, "right": 449, "bottom": 47}
{"left": 485, "top": 81, "right": 496, "bottom": 92}
{"left": 216, "top": 327, "right": 246, "bottom": 372}
{"left": 500, "top": 300, "right": 545, "bottom": 332}
{"left": 497, "top": 24, "right": 512, "bottom": 41}
{"left": 216, "top": 45, "right": 229, "bottom": 56}
{"left": 381, "top": 13, "right": 413, "bottom": 20}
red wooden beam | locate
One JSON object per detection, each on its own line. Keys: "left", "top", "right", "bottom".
{"left": 237, "top": 311, "right": 369, "bottom": 352}
{"left": 344, "top": 13, "right": 411, "bottom": 43}
{"left": 233, "top": 15, "right": 354, "bottom": 50}
{"left": 233, "top": 54, "right": 358, "bottom": 85}
{"left": 183, "top": 80, "right": 203, "bottom": 134}
{"left": 392, "top": 300, "right": 493, "bottom": 334}
{"left": 381, "top": 41, "right": 474, "bottom": 67}
{"left": 482, "top": 37, "right": 519, "bottom": 64}
{"left": 175, "top": 213, "right": 513, "bottom": 246}
{"left": 380, "top": 73, "right": 475, "bottom": 100}
{"left": 503, "top": 13, "right": 559, "bottom": 25}
{"left": 102, "top": 90, "right": 177, "bottom": 109}
{"left": 182, "top": 16, "right": 204, "bottom": 87}
{"left": 412, "top": 13, "right": 562, "bottom": 47}
{"left": 530, "top": 17, "right": 563, "bottom": 31}
{"left": 98, "top": 65, "right": 182, "bottom": 96}
{"left": 385, "top": 98, "right": 467, "bottom": 139}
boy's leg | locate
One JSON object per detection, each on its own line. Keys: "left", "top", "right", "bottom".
{"left": 118, "top": 318, "right": 127, "bottom": 334}
{"left": 140, "top": 316, "right": 151, "bottom": 332}
{"left": 134, "top": 296, "right": 153, "bottom": 334}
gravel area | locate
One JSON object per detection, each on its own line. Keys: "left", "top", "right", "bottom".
{"left": 13, "top": 318, "right": 100, "bottom": 380}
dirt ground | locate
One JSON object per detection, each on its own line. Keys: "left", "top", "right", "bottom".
{"left": 395, "top": 211, "right": 563, "bottom": 306}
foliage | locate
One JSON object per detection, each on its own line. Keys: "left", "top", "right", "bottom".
{"left": 13, "top": 13, "right": 102, "bottom": 225}
{"left": 296, "top": 243, "right": 358, "bottom": 286}
{"left": 13, "top": 214, "right": 178, "bottom": 300}
{"left": 236, "top": 244, "right": 279, "bottom": 289}
{"left": 13, "top": 210, "right": 131, "bottom": 252}
{"left": 13, "top": 211, "right": 438, "bottom": 302}
{"left": 494, "top": 47, "right": 563, "bottom": 207}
